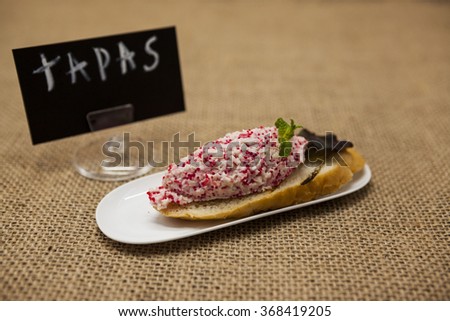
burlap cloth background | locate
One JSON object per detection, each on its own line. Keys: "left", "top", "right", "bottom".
{"left": 1, "top": 0, "right": 449, "bottom": 300}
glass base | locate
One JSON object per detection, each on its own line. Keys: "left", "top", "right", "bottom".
{"left": 73, "top": 135, "right": 151, "bottom": 181}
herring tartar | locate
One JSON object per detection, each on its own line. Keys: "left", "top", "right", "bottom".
{"left": 147, "top": 126, "right": 308, "bottom": 210}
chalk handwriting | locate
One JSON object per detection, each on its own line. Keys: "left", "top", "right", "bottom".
{"left": 32, "top": 54, "right": 61, "bottom": 92}
{"left": 117, "top": 41, "right": 136, "bottom": 75}
{"left": 93, "top": 47, "right": 110, "bottom": 82}
{"left": 33, "top": 36, "right": 159, "bottom": 91}
{"left": 143, "top": 36, "right": 159, "bottom": 72}
{"left": 66, "top": 52, "right": 91, "bottom": 84}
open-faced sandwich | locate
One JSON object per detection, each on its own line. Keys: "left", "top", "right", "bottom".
{"left": 147, "top": 118, "right": 365, "bottom": 220}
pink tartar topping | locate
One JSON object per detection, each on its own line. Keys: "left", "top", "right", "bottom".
{"left": 148, "top": 126, "right": 307, "bottom": 210}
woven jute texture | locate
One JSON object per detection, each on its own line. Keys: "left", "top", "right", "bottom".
{"left": 1, "top": 0, "right": 449, "bottom": 300}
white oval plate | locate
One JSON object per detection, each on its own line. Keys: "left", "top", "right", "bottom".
{"left": 96, "top": 164, "right": 371, "bottom": 244}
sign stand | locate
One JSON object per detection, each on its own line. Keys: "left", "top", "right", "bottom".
{"left": 13, "top": 27, "right": 184, "bottom": 180}
{"left": 72, "top": 104, "right": 151, "bottom": 181}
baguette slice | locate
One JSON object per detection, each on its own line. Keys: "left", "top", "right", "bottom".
{"left": 159, "top": 148, "right": 365, "bottom": 220}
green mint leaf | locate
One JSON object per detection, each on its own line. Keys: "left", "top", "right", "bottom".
{"left": 279, "top": 141, "right": 292, "bottom": 157}
{"left": 275, "top": 117, "right": 302, "bottom": 157}
{"left": 275, "top": 118, "right": 290, "bottom": 140}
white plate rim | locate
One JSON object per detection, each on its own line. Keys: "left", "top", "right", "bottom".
{"left": 96, "top": 164, "right": 371, "bottom": 244}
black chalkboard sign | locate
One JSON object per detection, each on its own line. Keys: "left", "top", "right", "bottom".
{"left": 12, "top": 27, "right": 185, "bottom": 144}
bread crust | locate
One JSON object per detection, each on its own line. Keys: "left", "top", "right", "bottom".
{"left": 159, "top": 148, "right": 365, "bottom": 220}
